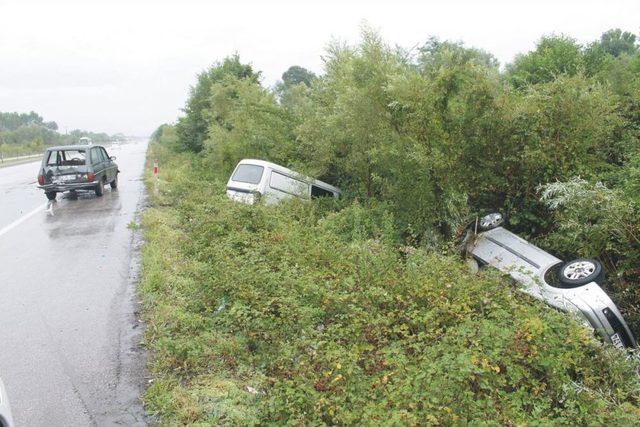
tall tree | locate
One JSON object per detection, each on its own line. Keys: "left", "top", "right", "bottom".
{"left": 176, "top": 54, "right": 260, "bottom": 152}
{"left": 507, "top": 35, "right": 584, "bottom": 87}
{"left": 599, "top": 28, "right": 638, "bottom": 57}
{"left": 281, "top": 66, "right": 317, "bottom": 88}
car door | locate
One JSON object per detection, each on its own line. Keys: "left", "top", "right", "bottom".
{"left": 101, "top": 147, "right": 116, "bottom": 181}
{"left": 90, "top": 147, "right": 104, "bottom": 179}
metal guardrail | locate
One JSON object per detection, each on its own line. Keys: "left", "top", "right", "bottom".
{"left": 0, "top": 153, "right": 42, "bottom": 163}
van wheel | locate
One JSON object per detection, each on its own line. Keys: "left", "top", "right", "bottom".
{"left": 110, "top": 174, "right": 118, "bottom": 189}
{"left": 95, "top": 182, "right": 104, "bottom": 197}
{"left": 45, "top": 191, "right": 57, "bottom": 201}
{"left": 478, "top": 212, "right": 504, "bottom": 231}
{"left": 558, "top": 259, "right": 603, "bottom": 286}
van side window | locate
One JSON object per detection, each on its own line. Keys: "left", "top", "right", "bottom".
{"left": 270, "top": 171, "right": 309, "bottom": 197}
{"left": 311, "top": 185, "right": 334, "bottom": 198}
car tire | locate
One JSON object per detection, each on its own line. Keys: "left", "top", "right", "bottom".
{"left": 478, "top": 212, "right": 505, "bottom": 231}
{"left": 95, "top": 181, "right": 104, "bottom": 197}
{"left": 558, "top": 258, "right": 604, "bottom": 286}
{"left": 45, "top": 191, "right": 57, "bottom": 201}
{"left": 110, "top": 174, "right": 118, "bottom": 189}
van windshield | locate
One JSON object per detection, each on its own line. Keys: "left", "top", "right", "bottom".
{"left": 232, "top": 164, "right": 264, "bottom": 184}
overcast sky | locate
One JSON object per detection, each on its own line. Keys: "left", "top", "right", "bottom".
{"left": 1, "top": 0, "right": 638, "bottom": 136}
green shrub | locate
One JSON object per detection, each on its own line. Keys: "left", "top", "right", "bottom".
{"left": 140, "top": 150, "right": 640, "bottom": 425}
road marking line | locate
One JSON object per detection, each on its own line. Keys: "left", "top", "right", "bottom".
{"left": 0, "top": 203, "right": 46, "bottom": 238}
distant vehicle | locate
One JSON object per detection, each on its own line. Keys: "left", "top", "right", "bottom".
{"left": 465, "top": 213, "right": 637, "bottom": 349}
{"left": 0, "top": 377, "right": 14, "bottom": 427}
{"left": 226, "top": 159, "right": 340, "bottom": 205}
{"left": 78, "top": 136, "right": 92, "bottom": 145}
{"left": 37, "top": 145, "right": 119, "bottom": 200}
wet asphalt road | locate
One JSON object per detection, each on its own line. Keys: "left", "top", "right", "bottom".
{"left": 0, "top": 140, "right": 148, "bottom": 426}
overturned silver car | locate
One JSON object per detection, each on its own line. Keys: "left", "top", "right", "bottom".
{"left": 465, "top": 213, "right": 637, "bottom": 349}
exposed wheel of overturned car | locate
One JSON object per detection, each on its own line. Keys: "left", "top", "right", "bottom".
{"left": 558, "top": 258, "right": 604, "bottom": 287}
{"left": 478, "top": 212, "right": 505, "bottom": 231}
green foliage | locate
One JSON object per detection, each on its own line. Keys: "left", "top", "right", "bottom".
{"left": 146, "top": 26, "right": 640, "bottom": 423}
{"left": 507, "top": 35, "right": 584, "bottom": 87}
{"left": 140, "top": 149, "right": 640, "bottom": 425}
{"left": 172, "top": 27, "right": 640, "bottom": 242}
{"left": 419, "top": 37, "right": 499, "bottom": 70}
{"left": 176, "top": 54, "right": 260, "bottom": 153}
{"left": 598, "top": 29, "right": 638, "bottom": 57}
{"left": 202, "top": 76, "right": 298, "bottom": 179}
{"left": 280, "top": 65, "right": 317, "bottom": 89}
{"left": 151, "top": 123, "right": 179, "bottom": 150}
{"left": 0, "top": 111, "right": 57, "bottom": 131}
{"left": 0, "top": 110, "right": 115, "bottom": 158}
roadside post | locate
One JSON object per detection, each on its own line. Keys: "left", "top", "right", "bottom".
{"left": 153, "top": 159, "right": 159, "bottom": 196}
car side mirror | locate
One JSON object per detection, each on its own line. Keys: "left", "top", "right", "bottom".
{"left": 110, "top": 156, "right": 116, "bottom": 160}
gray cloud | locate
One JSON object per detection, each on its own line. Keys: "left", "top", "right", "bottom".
{"left": 1, "top": 0, "right": 638, "bottom": 135}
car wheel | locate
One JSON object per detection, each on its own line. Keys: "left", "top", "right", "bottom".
{"left": 45, "top": 191, "right": 57, "bottom": 201}
{"left": 558, "top": 259, "right": 603, "bottom": 286}
{"left": 110, "top": 174, "right": 118, "bottom": 189}
{"left": 95, "top": 181, "right": 104, "bottom": 197}
{"left": 478, "top": 212, "right": 504, "bottom": 231}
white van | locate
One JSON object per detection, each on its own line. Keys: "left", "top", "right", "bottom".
{"left": 226, "top": 159, "right": 341, "bottom": 205}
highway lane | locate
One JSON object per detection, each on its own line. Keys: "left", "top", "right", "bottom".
{"left": 0, "top": 140, "right": 149, "bottom": 426}
{"left": 0, "top": 160, "right": 44, "bottom": 230}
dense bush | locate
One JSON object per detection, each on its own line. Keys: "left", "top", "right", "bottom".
{"left": 142, "top": 26, "right": 640, "bottom": 424}
{"left": 140, "top": 143, "right": 640, "bottom": 425}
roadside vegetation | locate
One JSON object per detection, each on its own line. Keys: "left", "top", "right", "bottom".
{"left": 0, "top": 111, "right": 124, "bottom": 159}
{"left": 141, "top": 28, "right": 640, "bottom": 424}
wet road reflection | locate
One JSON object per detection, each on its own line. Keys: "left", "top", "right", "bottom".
{"left": 45, "top": 191, "right": 122, "bottom": 239}
{"left": 0, "top": 139, "right": 149, "bottom": 426}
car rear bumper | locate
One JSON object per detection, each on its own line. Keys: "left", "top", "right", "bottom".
{"left": 38, "top": 182, "right": 96, "bottom": 192}
{"left": 569, "top": 290, "right": 638, "bottom": 348}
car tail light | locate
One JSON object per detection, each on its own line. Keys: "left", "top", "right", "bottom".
{"left": 38, "top": 175, "right": 45, "bottom": 185}
{"left": 87, "top": 172, "right": 95, "bottom": 182}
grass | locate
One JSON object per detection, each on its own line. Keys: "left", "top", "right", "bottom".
{"left": 138, "top": 142, "right": 640, "bottom": 425}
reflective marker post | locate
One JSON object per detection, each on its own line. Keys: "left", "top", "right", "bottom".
{"left": 153, "top": 160, "right": 159, "bottom": 196}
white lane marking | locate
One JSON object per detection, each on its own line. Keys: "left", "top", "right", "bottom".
{"left": 0, "top": 203, "right": 46, "bottom": 238}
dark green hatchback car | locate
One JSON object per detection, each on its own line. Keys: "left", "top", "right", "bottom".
{"left": 37, "top": 144, "right": 119, "bottom": 200}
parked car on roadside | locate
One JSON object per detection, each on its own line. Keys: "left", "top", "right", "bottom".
{"left": 464, "top": 212, "right": 637, "bottom": 349}
{"left": 36, "top": 144, "right": 119, "bottom": 200}
{"left": 226, "top": 159, "right": 340, "bottom": 205}
{"left": 0, "top": 377, "right": 14, "bottom": 427}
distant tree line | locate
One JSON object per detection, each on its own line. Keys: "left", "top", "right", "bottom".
{"left": 0, "top": 110, "right": 120, "bottom": 157}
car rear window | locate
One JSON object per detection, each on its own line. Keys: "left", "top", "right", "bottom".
{"left": 232, "top": 164, "right": 264, "bottom": 184}
{"left": 46, "top": 150, "right": 86, "bottom": 166}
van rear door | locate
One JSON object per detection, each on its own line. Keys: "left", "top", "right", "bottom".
{"left": 226, "top": 164, "right": 265, "bottom": 204}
